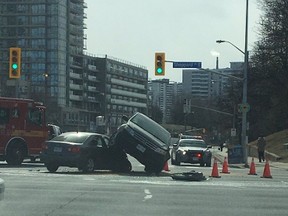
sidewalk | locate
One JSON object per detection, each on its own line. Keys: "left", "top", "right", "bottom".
{"left": 212, "top": 147, "right": 288, "bottom": 170}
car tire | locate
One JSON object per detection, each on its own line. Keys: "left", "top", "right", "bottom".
{"left": 81, "top": 158, "right": 95, "bottom": 173}
{"left": 46, "top": 163, "right": 59, "bottom": 173}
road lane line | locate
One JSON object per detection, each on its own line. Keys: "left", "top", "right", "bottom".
{"left": 143, "top": 189, "right": 152, "bottom": 201}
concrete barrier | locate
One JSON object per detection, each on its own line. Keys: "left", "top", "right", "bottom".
{"left": 0, "top": 178, "right": 4, "bottom": 201}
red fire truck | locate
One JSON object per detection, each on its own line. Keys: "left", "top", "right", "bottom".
{"left": 0, "top": 97, "right": 50, "bottom": 165}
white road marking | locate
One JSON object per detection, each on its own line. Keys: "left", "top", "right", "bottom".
{"left": 143, "top": 189, "right": 152, "bottom": 201}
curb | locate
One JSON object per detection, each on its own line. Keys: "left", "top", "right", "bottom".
{"left": 0, "top": 178, "right": 4, "bottom": 201}
{"left": 213, "top": 152, "right": 288, "bottom": 170}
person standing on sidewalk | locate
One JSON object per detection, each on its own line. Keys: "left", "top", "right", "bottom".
{"left": 257, "top": 136, "right": 266, "bottom": 162}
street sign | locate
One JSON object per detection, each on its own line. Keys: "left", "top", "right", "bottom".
{"left": 173, "top": 61, "right": 202, "bottom": 68}
{"left": 231, "top": 128, "right": 236, "bottom": 137}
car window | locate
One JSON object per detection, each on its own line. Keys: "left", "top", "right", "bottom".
{"left": 89, "top": 136, "right": 107, "bottom": 148}
{"left": 103, "top": 137, "right": 110, "bottom": 147}
{"left": 179, "top": 140, "right": 207, "bottom": 148}
{"left": 96, "top": 137, "right": 103, "bottom": 147}
{"left": 51, "top": 133, "right": 89, "bottom": 144}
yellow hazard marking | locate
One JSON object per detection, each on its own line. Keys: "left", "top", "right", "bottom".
{"left": 11, "top": 130, "right": 48, "bottom": 138}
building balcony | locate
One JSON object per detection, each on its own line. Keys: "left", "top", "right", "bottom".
{"left": 111, "top": 88, "right": 147, "bottom": 99}
{"left": 87, "top": 86, "right": 99, "bottom": 92}
{"left": 87, "top": 75, "right": 99, "bottom": 82}
{"left": 110, "top": 99, "right": 147, "bottom": 108}
{"left": 87, "top": 96, "right": 96, "bottom": 102}
{"left": 87, "top": 64, "right": 97, "bottom": 71}
{"left": 70, "top": 95, "right": 83, "bottom": 101}
{"left": 70, "top": 26, "right": 83, "bottom": 36}
{"left": 110, "top": 78, "right": 145, "bottom": 90}
{"left": 70, "top": 83, "right": 82, "bottom": 90}
{"left": 70, "top": 16, "right": 83, "bottom": 25}
{"left": 70, "top": 72, "right": 82, "bottom": 79}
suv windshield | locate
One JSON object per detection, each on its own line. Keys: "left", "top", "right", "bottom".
{"left": 130, "top": 113, "right": 170, "bottom": 145}
{"left": 179, "top": 140, "right": 207, "bottom": 148}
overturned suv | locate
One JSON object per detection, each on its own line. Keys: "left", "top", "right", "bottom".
{"left": 111, "top": 112, "right": 171, "bottom": 173}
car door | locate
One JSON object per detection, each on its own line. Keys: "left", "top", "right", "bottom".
{"left": 87, "top": 135, "right": 109, "bottom": 169}
{"left": 97, "top": 136, "right": 114, "bottom": 169}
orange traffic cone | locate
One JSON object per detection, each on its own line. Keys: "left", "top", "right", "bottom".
{"left": 248, "top": 157, "right": 257, "bottom": 175}
{"left": 210, "top": 158, "right": 221, "bottom": 178}
{"left": 163, "top": 161, "right": 170, "bottom": 171}
{"left": 221, "top": 157, "right": 230, "bottom": 174}
{"left": 261, "top": 160, "right": 272, "bottom": 178}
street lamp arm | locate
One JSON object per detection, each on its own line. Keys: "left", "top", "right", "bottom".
{"left": 199, "top": 68, "right": 244, "bottom": 81}
{"left": 216, "top": 40, "right": 245, "bottom": 55}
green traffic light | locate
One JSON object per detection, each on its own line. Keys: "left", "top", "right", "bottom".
{"left": 157, "top": 68, "right": 163, "bottom": 73}
{"left": 12, "top": 63, "right": 18, "bottom": 70}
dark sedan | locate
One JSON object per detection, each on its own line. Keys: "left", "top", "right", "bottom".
{"left": 171, "top": 139, "right": 212, "bottom": 167}
{"left": 40, "top": 132, "right": 131, "bottom": 173}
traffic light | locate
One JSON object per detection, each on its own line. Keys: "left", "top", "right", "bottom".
{"left": 155, "top": 52, "right": 165, "bottom": 76}
{"left": 9, "top": 47, "right": 21, "bottom": 79}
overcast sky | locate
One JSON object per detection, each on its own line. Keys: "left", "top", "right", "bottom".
{"left": 85, "top": 0, "right": 262, "bottom": 82}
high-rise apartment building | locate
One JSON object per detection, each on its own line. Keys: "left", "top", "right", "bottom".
{"left": 182, "top": 62, "right": 243, "bottom": 102}
{"left": 0, "top": 0, "right": 87, "bottom": 129}
{"left": 93, "top": 55, "right": 148, "bottom": 133}
{"left": 148, "top": 79, "right": 182, "bottom": 123}
{"left": 0, "top": 0, "right": 148, "bottom": 132}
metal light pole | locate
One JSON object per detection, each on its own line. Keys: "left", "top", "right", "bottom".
{"left": 242, "top": 0, "right": 249, "bottom": 167}
{"left": 43, "top": 72, "right": 49, "bottom": 104}
{"left": 216, "top": 0, "right": 249, "bottom": 167}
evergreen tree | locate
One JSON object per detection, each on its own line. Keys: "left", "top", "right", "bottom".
{"left": 249, "top": 0, "right": 288, "bottom": 138}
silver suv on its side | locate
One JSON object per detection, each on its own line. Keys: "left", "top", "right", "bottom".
{"left": 111, "top": 112, "right": 171, "bottom": 174}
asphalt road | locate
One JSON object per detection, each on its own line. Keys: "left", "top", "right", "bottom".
{"left": 0, "top": 150, "right": 288, "bottom": 216}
